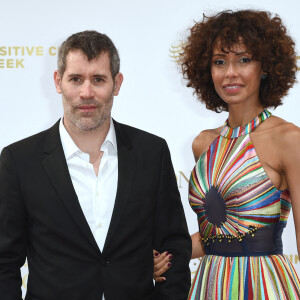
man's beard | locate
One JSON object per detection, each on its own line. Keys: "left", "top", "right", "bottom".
{"left": 62, "top": 94, "right": 113, "bottom": 132}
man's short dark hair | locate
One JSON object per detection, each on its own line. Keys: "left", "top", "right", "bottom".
{"left": 57, "top": 30, "right": 120, "bottom": 78}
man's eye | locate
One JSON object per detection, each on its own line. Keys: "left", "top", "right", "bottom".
{"left": 71, "top": 78, "right": 81, "bottom": 82}
{"left": 94, "top": 78, "right": 103, "bottom": 83}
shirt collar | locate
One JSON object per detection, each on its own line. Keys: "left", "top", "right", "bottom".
{"left": 59, "top": 118, "right": 117, "bottom": 160}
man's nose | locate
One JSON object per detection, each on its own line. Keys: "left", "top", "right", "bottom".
{"left": 80, "top": 81, "right": 95, "bottom": 98}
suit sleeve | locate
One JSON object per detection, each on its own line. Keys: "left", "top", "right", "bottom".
{"left": 153, "top": 140, "right": 192, "bottom": 299}
{"left": 0, "top": 147, "right": 27, "bottom": 300}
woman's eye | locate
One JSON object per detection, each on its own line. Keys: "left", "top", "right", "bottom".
{"left": 240, "top": 57, "right": 251, "bottom": 63}
{"left": 213, "top": 59, "right": 225, "bottom": 65}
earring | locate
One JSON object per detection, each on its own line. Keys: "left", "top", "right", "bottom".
{"left": 261, "top": 74, "right": 267, "bottom": 80}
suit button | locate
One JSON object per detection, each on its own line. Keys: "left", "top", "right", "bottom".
{"left": 101, "top": 260, "right": 110, "bottom": 267}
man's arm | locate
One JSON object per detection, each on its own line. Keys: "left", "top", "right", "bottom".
{"left": 153, "top": 140, "right": 192, "bottom": 299}
{"left": 0, "top": 147, "right": 27, "bottom": 300}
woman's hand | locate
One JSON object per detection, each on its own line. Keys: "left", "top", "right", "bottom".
{"left": 153, "top": 250, "right": 172, "bottom": 282}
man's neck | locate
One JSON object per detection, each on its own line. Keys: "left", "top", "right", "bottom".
{"left": 63, "top": 118, "right": 110, "bottom": 163}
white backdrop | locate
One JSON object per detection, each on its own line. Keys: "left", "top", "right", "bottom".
{"left": 1, "top": 0, "right": 300, "bottom": 297}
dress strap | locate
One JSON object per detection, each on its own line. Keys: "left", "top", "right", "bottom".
{"left": 220, "top": 109, "right": 271, "bottom": 138}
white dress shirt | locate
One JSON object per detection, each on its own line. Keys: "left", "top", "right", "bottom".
{"left": 59, "top": 119, "right": 118, "bottom": 299}
{"left": 59, "top": 118, "right": 118, "bottom": 253}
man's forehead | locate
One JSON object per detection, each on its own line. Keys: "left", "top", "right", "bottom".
{"left": 66, "top": 49, "right": 109, "bottom": 62}
{"left": 64, "top": 50, "right": 111, "bottom": 74}
{"left": 61, "top": 49, "right": 113, "bottom": 79}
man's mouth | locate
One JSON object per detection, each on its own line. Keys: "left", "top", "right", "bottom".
{"left": 78, "top": 105, "right": 98, "bottom": 112}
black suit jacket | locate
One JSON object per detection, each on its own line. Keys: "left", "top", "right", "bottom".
{"left": 0, "top": 120, "right": 191, "bottom": 300}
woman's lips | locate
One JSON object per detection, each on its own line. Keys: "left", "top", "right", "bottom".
{"left": 223, "top": 84, "right": 243, "bottom": 93}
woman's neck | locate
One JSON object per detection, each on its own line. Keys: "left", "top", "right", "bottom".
{"left": 227, "top": 103, "right": 264, "bottom": 128}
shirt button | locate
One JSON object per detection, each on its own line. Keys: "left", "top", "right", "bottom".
{"left": 97, "top": 222, "right": 102, "bottom": 228}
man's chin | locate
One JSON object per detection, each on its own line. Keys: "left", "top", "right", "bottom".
{"left": 73, "top": 120, "right": 106, "bottom": 132}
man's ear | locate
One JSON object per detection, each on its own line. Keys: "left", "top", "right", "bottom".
{"left": 54, "top": 70, "right": 62, "bottom": 94}
{"left": 113, "top": 72, "right": 124, "bottom": 96}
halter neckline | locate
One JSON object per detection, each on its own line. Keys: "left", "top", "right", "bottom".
{"left": 220, "top": 109, "right": 271, "bottom": 138}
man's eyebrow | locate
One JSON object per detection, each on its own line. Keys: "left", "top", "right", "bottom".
{"left": 92, "top": 74, "right": 108, "bottom": 78}
{"left": 66, "top": 73, "right": 108, "bottom": 78}
{"left": 67, "top": 73, "right": 82, "bottom": 78}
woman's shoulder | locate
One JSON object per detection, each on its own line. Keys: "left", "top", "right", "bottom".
{"left": 257, "top": 115, "right": 300, "bottom": 151}
{"left": 276, "top": 119, "right": 300, "bottom": 150}
{"left": 262, "top": 115, "right": 300, "bottom": 139}
{"left": 267, "top": 116, "right": 300, "bottom": 187}
{"left": 192, "top": 127, "right": 221, "bottom": 161}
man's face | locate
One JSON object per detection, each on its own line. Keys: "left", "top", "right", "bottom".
{"left": 54, "top": 50, "right": 123, "bottom": 132}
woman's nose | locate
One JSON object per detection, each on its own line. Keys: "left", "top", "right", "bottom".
{"left": 225, "top": 63, "right": 238, "bottom": 78}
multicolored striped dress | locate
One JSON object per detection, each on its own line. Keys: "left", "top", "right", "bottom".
{"left": 188, "top": 109, "right": 300, "bottom": 299}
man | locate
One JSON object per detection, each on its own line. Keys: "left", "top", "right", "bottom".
{"left": 0, "top": 30, "right": 191, "bottom": 300}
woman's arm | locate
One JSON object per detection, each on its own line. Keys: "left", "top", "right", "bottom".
{"left": 280, "top": 124, "right": 300, "bottom": 256}
{"left": 153, "top": 232, "right": 205, "bottom": 281}
{"left": 191, "top": 232, "right": 205, "bottom": 259}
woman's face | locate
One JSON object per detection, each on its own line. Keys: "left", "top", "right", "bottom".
{"left": 211, "top": 40, "right": 263, "bottom": 108}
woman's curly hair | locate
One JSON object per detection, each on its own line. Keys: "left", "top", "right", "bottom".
{"left": 180, "top": 10, "right": 297, "bottom": 112}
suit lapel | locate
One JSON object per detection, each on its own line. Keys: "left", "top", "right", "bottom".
{"left": 102, "top": 120, "right": 136, "bottom": 252}
{"left": 42, "top": 121, "right": 100, "bottom": 254}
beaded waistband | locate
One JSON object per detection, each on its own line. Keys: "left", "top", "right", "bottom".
{"left": 204, "top": 224, "right": 284, "bottom": 257}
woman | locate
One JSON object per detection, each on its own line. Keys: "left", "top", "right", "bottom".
{"left": 154, "top": 9, "right": 300, "bottom": 299}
